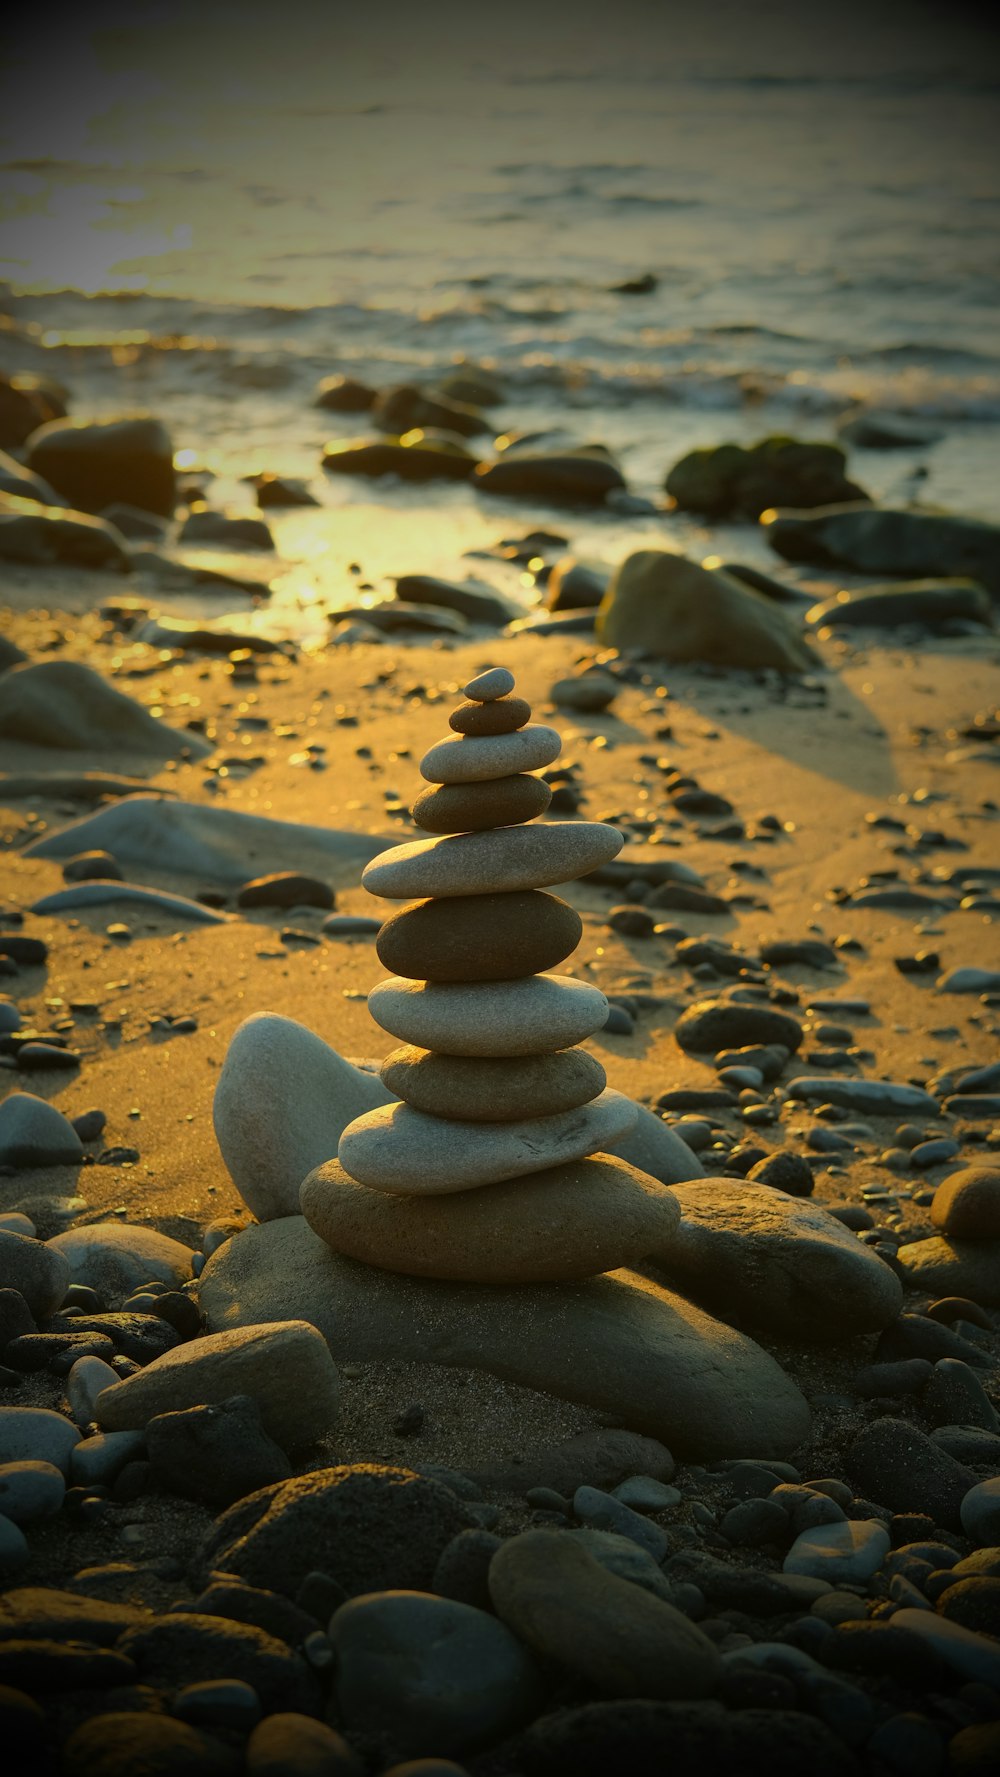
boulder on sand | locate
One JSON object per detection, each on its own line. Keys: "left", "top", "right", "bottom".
{"left": 321, "top": 435, "right": 478, "bottom": 483}
{"left": 0, "top": 497, "right": 131, "bottom": 571}
{"left": 199, "top": 1216, "right": 811, "bottom": 1459}
{"left": 0, "top": 661, "right": 210, "bottom": 757}
{"left": 596, "top": 551, "right": 816, "bottom": 672}
{"left": 475, "top": 449, "right": 625, "bottom": 507}
{"left": 762, "top": 504, "right": 1000, "bottom": 597}
{"left": 665, "top": 436, "right": 868, "bottom": 520}
{"left": 806, "top": 580, "right": 991, "bottom": 631}
{"left": 27, "top": 416, "right": 175, "bottom": 517}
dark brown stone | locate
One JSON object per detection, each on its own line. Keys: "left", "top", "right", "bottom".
{"left": 411, "top": 774, "right": 552, "bottom": 835}
{"left": 380, "top": 1046, "right": 606, "bottom": 1121}
{"left": 237, "top": 873, "right": 334, "bottom": 910}
{"left": 376, "top": 889, "right": 581, "bottom": 982}
{"left": 449, "top": 696, "right": 531, "bottom": 736}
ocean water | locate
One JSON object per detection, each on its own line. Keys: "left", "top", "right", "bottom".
{"left": 1, "top": 1, "right": 998, "bottom": 636}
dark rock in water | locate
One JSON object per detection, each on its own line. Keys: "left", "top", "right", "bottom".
{"left": 146, "top": 1395, "right": 292, "bottom": 1507}
{"left": 373, "top": 382, "right": 490, "bottom": 438}
{"left": 506, "top": 609, "right": 597, "bottom": 637}
{"left": 838, "top": 409, "right": 943, "bottom": 450}
{"left": 847, "top": 1416, "right": 976, "bottom": 1529}
{"left": 252, "top": 473, "right": 318, "bottom": 508}
{"left": 612, "top": 271, "right": 659, "bottom": 294}
{"left": 674, "top": 1000, "right": 803, "bottom": 1055}
{"left": 717, "top": 560, "right": 806, "bottom": 603}
{"left": 237, "top": 872, "right": 334, "bottom": 911}
{"left": 133, "top": 615, "right": 286, "bottom": 656}
{"left": 762, "top": 503, "right": 1000, "bottom": 596}
{"left": 438, "top": 367, "right": 505, "bottom": 406}
{"left": 178, "top": 508, "right": 274, "bottom": 548}
{"left": 27, "top": 416, "right": 175, "bottom": 517}
{"left": 197, "top": 1465, "right": 475, "bottom": 1599}
{"left": 0, "top": 448, "right": 64, "bottom": 507}
{"left": 100, "top": 501, "right": 169, "bottom": 538}
{"left": 545, "top": 557, "right": 610, "bottom": 612}
{"left": 596, "top": 550, "right": 816, "bottom": 673}
{"left": 0, "top": 373, "right": 65, "bottom": 449}
{"left": 521, "top": 1700, "right": 859, "bottom": 1777}
{"left": 314, "top": 372, "right": 376, "bottom": 412}
{"left": 337, "top": 601, "right": 467, "bottom": 636}
{"left": 321, "top": 435, "right": 478, "bottom": 482}
{"left": 0, "top": 501, "right": 130, "bottom": 571}
{"left": 475, "top": 450, "right": 626, "bottom": 507}
{"left": 0, "top": 660, "right": 210, "bottom": 757}
{"left": 395, "top": 574, "right": 514, "bottom": 626}
{"left": 807, "top": 579, "right": 991, "bottom": 630}
{"left": 665, "top": 436, "right": 868, "bottom": 519}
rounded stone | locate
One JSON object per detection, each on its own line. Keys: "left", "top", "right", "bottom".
{"left": 420, "top": 725, "right": 561, "bottom": 785}
{"left": 381, "top": 1046, "right": 607, "bottom": 1122}
{"left": 783, "top": 1519, "right": 890, "bottom": 1585}
{"left": 363, "top": 821, "right": 623, "bottom": 900}
{"left": 450, "top": 696, "right": 531, "bottom": 736}
{"left": 376, "top": 890, "right": 582, "bottom": 983}
{"left": 0, "top": 1459, "right": 66, "bottom": 1525}
{"left": 367, "top": 973, "right": 609, "bottom": 1056}
{"left": 464, "top": 666, "right": 515, "bottom": 700}
{"left": 675, "top": 1001, "right": 804, "bottom": 1056}
{"left": 0, "top": 1230, "right": 70, "bottom": 1319}
{"left": 411, "top": 774, "right": 552, "bottom": 834}
{"left": 931, "top": 1167, "right": 1000, "bottom": 1240}
{"left": 336, "top": 1090, "right": 637, "bottom": 1194}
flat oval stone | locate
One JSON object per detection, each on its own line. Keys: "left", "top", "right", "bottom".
{"left": 381, "top": 1046, "right": 606, "bottom": 1121}
{"left": 367, "top": 973, "right": 610, "bottom": 1056}
{"left": 411, "top": 774, "right": 551, "bottom": 834}
{"left": 464, "top": 666, "right": 514, "bottom": 700}
{"left": 337, "top": 1089, "right": 636, "bottom": 1194}
{"left": 376, "top": 890, "right": 582, "bottom": 983}
{"left": 420, "top": 725, "right": 561, "bottom": 784}
{"left": 931, "top": 1167, "right": 1000, "bottom": 1240}
{"left": 450, "top": 696, "right": 531, "bottom": 736}
{"left": 363, "top": 821, "right": 623, "bottom": 900}
{"left": 301, "top": 1153, "right": 680, "bottom": 1282}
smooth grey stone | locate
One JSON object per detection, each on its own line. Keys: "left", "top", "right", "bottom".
{"left": 566, "top": 1529, "right": 677, "bottom": 1600}
{"left": 786, "top": 1077, "right": 939, "bottom": 1114}
{"left": 464, "top": 666, "right": 514, "bottom": 700}
{"left": 0, "top": 1459, "right": 65, "bottom": 1524}
{"left": 0, "top": 1228, "right": 70, "bottom": 1316}
{"left": 783, "top": 1519, "right": 889, "bottom": 1585}
{"left": 889, "top": 1608, "right": 1000, "bottom": 1686}
{"left": 420, "top": 724, "right": 561, "bottom": 783}
{"left": 0, "top": 1407, "right": 81, "bottom": 1474}
{"left": 47, "top": 1222, "right": 195, "bottom": 1303}
{"left": 70, "top": 1430, "right": 145, "bottom": 1488}
{"left": 896, "top": 1237, "right": 1000, "bottom": 1307}
{"left": 31, "top": 882, "right": 228, "bottom": 923}
{"left": 0, "top": 1513, "right": 29, "bottom": 1576}
{"left": 573, "top": 1486, "right": 669, "bottom": 1561}
{"left": 961, "top": 1480, "right": 1000, "bottom": 1548}
{"left": 362, "top": 820, "right": 624, "bottom": 900}
{"left": 0, "top": 660, "right": 208, "bottom": 756}
{"left": 67, "top": 1355, "right": 120, "bottom": 1427}
{"left": 0, "top": 1093, "right": 83, "bottom": 1168}
{"left": 938, "top": 967, "right": 1000, "bottom": 993}
{"left": 367, "top": 972, "right": 609, "bottom": 1056}
{"left": 199, "top": 1218, "right": 811, "bottom": 1461}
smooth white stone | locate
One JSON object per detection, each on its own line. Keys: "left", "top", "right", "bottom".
{"left": 337, "top": 1089, "right": 638, "bottom": 1195}
{"left": 363, "top": 821, "right": 623, "bottom": 901}
{"left": 367, "top": 973, "right": 610, "bottom": 1057}
{"left": 420, "top": 724, "right": 561, "bottom": 784}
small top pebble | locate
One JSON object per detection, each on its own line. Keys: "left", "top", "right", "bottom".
{"left": 464, "top": 666, "right": 515, "bottom": 702}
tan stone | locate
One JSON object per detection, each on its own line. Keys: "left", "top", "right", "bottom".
{"left": 300, "top": 1154, "right": 680, "bottom": 1282}
{"left": 450, "top": 696, "right": 531, "bottom": 735}
{"left": 380, "top": 1046, "right": 606, "bottom": 1121}
{"left": 597, "top": 550, "right": 816, "bottom": 672}
{"left": 411, "top": 774, "right": 551, "bottom": 834}
{"left": 420, "top": 725, "right": 561, "bottom": 784}
{"left": 362, "top": 821, "right": 622, "bottom": 899}
{"left": 375, "top": 890, "right": 581, "bottom": 982}
{"left": 931, "top": 1167, "right": 1000, "bottom": 1240}
{"left": 366, "top": 972, "right": 609, "bottom": 1055}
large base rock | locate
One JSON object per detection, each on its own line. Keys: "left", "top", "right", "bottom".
{"left": 596, "top": 551, "right": 815, "bottom": 673}
{"left": 199, "top": 1217, "right": 810, "bottom": 1459}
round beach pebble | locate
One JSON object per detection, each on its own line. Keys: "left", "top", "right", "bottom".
{"left": 304, "top": 1154, "right": 680, "bottom": 1283}
{"left": 337, "top": 1089, "right": 636, "bottom": 1195}
{"left": 420, "top": 725, "right": 561, "bottom": 785}
{"left": 380, "top": 1046, "right": 607, "bottom": 1122}
{"left": 0, "top": 1459, "right": 66, "bottom": 1524}
{"left": 464, "top": 666, "right": 515, "bottom": 700}
{"left": 376, "top": 890, "right": 582, "bottom": 983}
{"left": 450, "top": 695, "right": 531, "bottom": 736}
{"left": 0, "top": 1230, "right": 70, "bottom": 1319}
{"left": 411, "top": 773, "right": 552, "bottom": 834}
{"left": 363, "top": 821, "right": 623, "bottom": 900}
{"left": 931, "top": 1167, "right": 1000, "bottom": 1240}
{"left": 367, "top": 972, "right": 609, "bottom": 1056}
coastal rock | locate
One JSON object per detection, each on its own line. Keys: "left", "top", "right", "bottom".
{"left": 30, "top": 882, "right": 229, "bottom": 924}
{"left": 0, "top": 1408, "right": 81, "bottom": 1474}
{"left": 475, "top": 450, "right": 626, "bottom": 506}
{"left": 237, "top": 872, "right": 334, "bottom": 910}
{"left": 786, "top": 1076, "right": 938, "bottom": 1114}
{"left": 396, "top": 575, "right": 514, "bottom": 627}
{"left": 178, "top": 508, "right": 273, "bottom": 548}
{"left": 675, "top": 1000, "right": 803, "bottom": 1055}
{"left": 0, "top": 661, "right": 210, "bottom": 757}
{"left": 665, "top": 437, "right": 867, "bottom": 519}
{"left": 838, "top": 409, "right": 942, "bottom": 449}
{"left": 763, "top": 504, "right": 1000, "bottom": 596}
{"left": 0, "top": 1460, "right": 65, "bottom": 1525}
{"left": 337, "top": 1090, "right": 636, "bottom": 1193}
{"left": 937, "top": 967, "right": 1000, "bottom": 993}
{"left": 473, "top": 1429, "right": 675, "bottom": 1495}
{"left": 489, "top": 1528, "right": 719, "bottom": 1698}
{"left": 596, "top": 551, "right": 816, "bottom": 673}
{"left": 332, "top": 1590, "right": 540, "bottom": 1757}
{"left": 26, "top": 796, "right": 386, "bottom": 885}
{"left": 146, "top": 1395, "right": 292, "bottom": 1507}
{"left": 301, "top": 1153, "right": 679, "bottom": 1282}
{"left": 27, "top": 416, "right": 175, "bottom": 516}
{"left": 550, "top": 670, "right": 619, "bottom": 712}
{"left": 848, "top": 1417, "right": 976, "bottom": 1530}
{"left": 380, "top": 1046, "right": 606, "bottom": 1121}
{"left": 376, "top": 890, "right": 582, "bottom": 981}
{"left": 95, "top": 1321, "right": 340, "bottom": 1452}
{"left": 213, "top": 1013, "right": 394, "bottom": 1221}
{"left": 0, "top": 1230, "right": 70, "bottom": 1318}
{"left": 367, "top": 973, "right": 610, "bottom": 1055}
{"left": 199, "top": 1217, "right": 812, "bottom": 1458}
{"left": 419, "top": 724, "right": 561, "bottom": 783}
{"left": 931, "top": 1167, "right": 1000, "bottom": 1239}
{"left": 362, "top": 820, "right": 623, "bottom": 899}
{"left": 449, "top": 693, "right": 531, "bottom": 734}
{"left": 374, "top": 383, "right": 489, "bottom": 438}
{"left": 647, "top": 1179, "right": 902, "bottom": 1340}
{"left": 0, "top": 1092, "right": 84, "bottom": 1168}
{"left": 0, "top": 372, "right": 64, "bottom": 448}
{"left": 116, "top": 1613, "right": 318, "bottom": 1715}
{"left": 411, "top": 773, "right": 552, "bottom": 833}
{"left": 807, "top": 579, "right": 991, "bottom": 630}
{"left": 0, "top": 449, "right": 65, "bottom": 506}
{"left": 62, "top": 1715, "right": 236, "bottom": 1775}
{"left": 322, "top": 435, "right": 478, "bottom": 482}
{"left": 46, "top": 1222, "right": 195, "bottom": 1302}
{"left": 0, "top": 497, "right": 131, "bottom": 571}
{"left": 783, "top": 1519, "right": 890, "bottom": 1586}
{"left": 314, "top": 373, "right": 376, "bottom": 412}
{"left": 545, "top": 557, "right": 610, "bottom": 612}
{"left": 610, "top": 1105, "right": 707, "bottom": 1188}
{"left": 895, "top": 1236, "right": 1000, "bottom": 1307}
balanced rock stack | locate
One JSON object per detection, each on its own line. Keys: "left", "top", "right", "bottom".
{"left": 300, "top": 666, "right": 682, "bottom": 1282}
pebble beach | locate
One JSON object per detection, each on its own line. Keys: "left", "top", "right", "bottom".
{"left": 2, "top": 3, "right": 1000, "bottom": 1772}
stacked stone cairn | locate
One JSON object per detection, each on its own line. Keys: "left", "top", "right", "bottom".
{"left": 300, "top": 666, "right": 682, "bottom": 1282}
